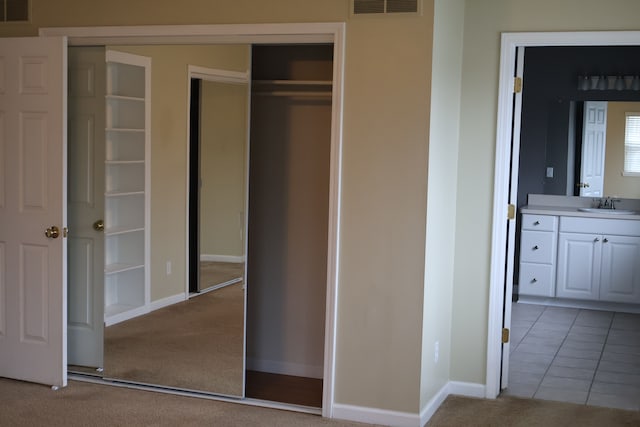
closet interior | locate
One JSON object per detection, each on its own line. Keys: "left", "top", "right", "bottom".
{"left": 245, "top": 44, "right": 333, "bottom": 407}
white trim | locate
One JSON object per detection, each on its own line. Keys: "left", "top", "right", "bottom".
{"left": 488, "top": 30, "right": 640, "bottom": 399}
{"left": 200, "top": 254, "right": 246, "bottom": 263}
{"left": 332, "top": 404, "right": 421, "bottom": 427}
{"left": 333, "top": 381, "right": 486, "bottom": 427}
{"left": 104, "top": 306, "right": 149, "bottom": 327}
{"left": 246, "top": 358, "right": 324, "bottom": 379}
{"left": 39, "top": 23, "right": 340, "bottom": 45}
{"left": 322, "top": 23, "right": 346, "bottom": 420}
{"left": 149, "top": 292, "right": 187, "bottom": 311}
{"left": 45, "top": 23, "right": 345, "bottom": 418}
{"left": 419, "top": 383, "right": 450, "bottom": 427}
{"left": 188, "top": 65, "right": 250, "bottom": 84}
{"left": 448, "top": 381, "right": 486, "bottom": 398}
{"left": 191, "top": 278, "right": 243, "bottom": 297}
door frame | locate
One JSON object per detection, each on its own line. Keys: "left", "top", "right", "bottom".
{"left": 187, "top": 65, "right": 251, "bottom": 295}
{"left": 487, "top": 30, "right": 640, "bottom": 399}
{"left": 40, "top": 23, "right": 345, "bottom": 418}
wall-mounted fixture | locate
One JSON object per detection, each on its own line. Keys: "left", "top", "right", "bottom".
{"left": 578, "top": 74, "right": 640, "bottom": 91}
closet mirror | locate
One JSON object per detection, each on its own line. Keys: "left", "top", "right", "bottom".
{"left": 67, "top": 43, "right": 250, "bottom": 397}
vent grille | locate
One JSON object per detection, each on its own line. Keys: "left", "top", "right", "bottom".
{"left": 353, "top": 0, "right": 419, "bottom": 15}
{"left": 0, "top": 0, "right": 29, "bottom": 22}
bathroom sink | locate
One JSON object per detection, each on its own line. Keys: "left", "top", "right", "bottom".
{"left": 578, "top": 207, "right": 637, "bottom": 215}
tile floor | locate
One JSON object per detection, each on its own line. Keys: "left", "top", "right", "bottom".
{"left": 502, "top": 302, "right": 640, "bottom": 411}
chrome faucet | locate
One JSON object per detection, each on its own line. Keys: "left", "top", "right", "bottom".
{"left": 596, "top": 196, "right": 621, "bottom": 209}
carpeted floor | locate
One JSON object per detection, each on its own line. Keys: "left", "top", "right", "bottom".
{"left": 199, "top": 261, "right": 244, "bottom": 291}
{"left": 1, "top": 377, "right": 639, "bottom": 426}
{"left": 0, "top": 378, "right": 373, "bottom": 427}
{"left": 104, "top": 282, "right": 244, "bottom": 396}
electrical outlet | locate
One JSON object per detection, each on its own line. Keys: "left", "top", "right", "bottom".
{"left": 166, "top": 261, "right": 172, "bottom": 275}
{"left": 434, "top": 341, "right": 439, "bottom": 363}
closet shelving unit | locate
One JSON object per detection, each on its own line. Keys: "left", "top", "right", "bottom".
{"left": 103, "top": 50, "right": 151, "bottom": 327}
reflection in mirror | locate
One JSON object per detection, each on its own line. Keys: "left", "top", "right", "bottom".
{"left": 517, "top": 46, "right": 640, "bottom": 208}
{"left": 544, "top": 100, "right": 640, "bottom": 200}
{"left": 103, "top": 67, "right": 249, "bottom": 397}
{"left": 67, "top": 44, "right": 250, "bottom": 398}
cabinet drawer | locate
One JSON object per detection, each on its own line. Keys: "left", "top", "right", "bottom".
{"left": 520, "top": 230, "right": 556, "bottom": 263}
{"left": 521, "top": 214, "right": 558, "bottom": 232}
{"left": 519, "top": 263, "right": 554, "bottom": 297}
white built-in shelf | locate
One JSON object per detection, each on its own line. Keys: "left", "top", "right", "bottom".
{"left": 105, "top": 226, "right": 145, "bottom": 237}
{"left": 106, "top": 160, "right": 145, "bottom": 165}
{"left": 106, "top": 127, "right": 145, "bottom": 133}
{"left": 104, "top": 50, "right": 150, "bottom": 326}
{"left": 106, "top": 94, "right": 145, "bottom": 102}
{"left": 105, "top": 262, "right": 144, "bottom": 276}
{"left": 105, "top": 191, "right": 145, "bottom": 197}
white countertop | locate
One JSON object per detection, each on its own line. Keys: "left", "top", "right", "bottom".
{"left": 521, "top": 205, "right": 640, "bottom": 220}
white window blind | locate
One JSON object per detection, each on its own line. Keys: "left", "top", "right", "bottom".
{"left": 625, "top": 113, "right": 640, "bottom": 175}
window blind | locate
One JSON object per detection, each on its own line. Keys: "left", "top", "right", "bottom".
{"left": 625, "top": 113, "right": 640, "bottom": 175}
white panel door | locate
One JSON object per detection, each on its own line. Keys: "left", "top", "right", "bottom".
{"left": 579, "top": 101, "right": 607, "bottom": 197}
{"left": 0, "top": 37, "right": 67, "bottom": 387}
{"left": 67, "top": 47, "right": 105, "bottom": 368}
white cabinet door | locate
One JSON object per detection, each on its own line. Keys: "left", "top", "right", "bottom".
{"left": 0, "top": 37, "right": 67, "bottom": 387}
{"left": 556, "top": 232, "right": 601, "bottom": 300}
{"left": 600, "top": 235, "right": 640, "bottom": 304}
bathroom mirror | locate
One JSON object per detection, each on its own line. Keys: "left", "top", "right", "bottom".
{"left": 67, "top": 44, "right": 250, "bottom": 398}
{"left": 517, "top": 45, "right": 640, "bottom": 207}
{"left": 544, "top": 100, "right": 640, "bottom": 200}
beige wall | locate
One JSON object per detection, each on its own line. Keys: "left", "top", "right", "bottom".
{"left": 336, "top": 6, "right": 434, "bottom": 412}
{"left": 605, "top": 102, "right": 640, "bottom": 198}
{"left": 107, "top": 44, "right": 250, "bottom": 301}
{"left": 454, "top": 0, "right": 640, "bottom": 386}
{"left": 199, "top": 80, "right": 248, "bottom": 259}
{"left": 6, "top": 0, "right": 436, "bottom": 414}
{"left": 420, "top": 0, "right": 463, "bottom": 408}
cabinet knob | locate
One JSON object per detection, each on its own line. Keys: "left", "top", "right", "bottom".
{"left": 531, "top": 278, "right": 537, "bottom": 284}
{"left": 594, "top": 238, "right": 600, "bottom": 242}
{"left": 603, "top": 238, "right": 609, "bottom": 243}
{"left": 533, "top": 221, "right": 540, "bottom": 226}
{"left": 532, "top": 245, "right": 539, "bottom": 250}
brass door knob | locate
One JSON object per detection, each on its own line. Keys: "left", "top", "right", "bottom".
{"left": 45, "top": 226, "right": 60, "bottom": 239}
{"left": 93, "top": 219, "right": 105, "bottom": 232}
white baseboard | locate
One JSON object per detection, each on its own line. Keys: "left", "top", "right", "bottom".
{"left": 331, "top": 381, "right": 487, "bottom": 427}
{"left": 149, "top": 293, "right": 187, "bottom": 312}
{"left": 447, "top": 381, "right": 486, "bottom": 398}
{"left": 246, "top": 357, "right": 323, "bottom": 379}
{"left": 200, "top": 254, "right": 245, "bottom": 263}
{"left": 419, "top": 382, "right": 450, "bottom": 427}
{"left": 332, "top": 404, "right": 420, "bottom": 427}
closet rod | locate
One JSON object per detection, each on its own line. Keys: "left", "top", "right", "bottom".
{"left": 253, "top": 91, "right": 332, "bottom": 98}
{"left": 252, "top": 79, "right": 332, "bottom": 86}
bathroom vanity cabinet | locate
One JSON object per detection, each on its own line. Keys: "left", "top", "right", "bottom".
{"left": 519, "top": 213, "right": 640, "bottom": 304}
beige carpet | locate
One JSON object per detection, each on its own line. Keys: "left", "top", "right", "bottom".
{"left": 0, "top": 378, "right": 373, "bottom": 427}
{"left": 104, "top": 283, "right": 244, "bottom": 396}
{"left": 199, "top": 261, "right": 244, "bottom": 291}
{"left": 2, "top": 380, "right": 639, "bottom": 426}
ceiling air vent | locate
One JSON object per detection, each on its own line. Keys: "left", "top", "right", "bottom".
{"left": 353, "top": 0, "right": 419, "bottom": 15}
